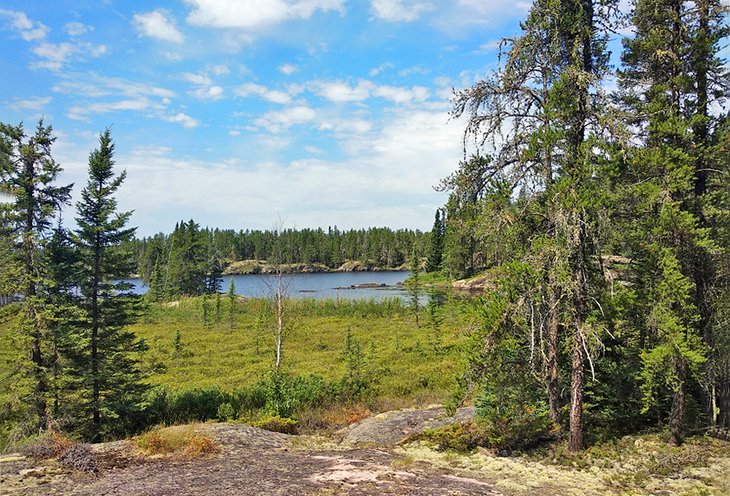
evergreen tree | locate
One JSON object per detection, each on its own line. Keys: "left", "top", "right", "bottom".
{"left": 0, "top": 120, "right": 72, "bottom": 431}
{"left": 44, "top": 221, "right": 80, "bottom": 422}
{"left": 617, "top": 0, "right": 727, "bottom": 444}
{"left": 147, "top": 256, "right": 165, "bottom": 303}
{"left": 70, "top": 130, "right": 147, "bottom": 441}
{"left": 453, "top": 0, "right": 615, "bottom": 450}
{"left": 227, "top": 278, "right": 236, "bottom": 329}
{"left": 425, "top": 209, "right": 445, "bottom": 272}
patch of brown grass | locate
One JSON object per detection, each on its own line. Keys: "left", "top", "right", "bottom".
{"left": 135, "top": 425, "right": 219, "bottom": 458}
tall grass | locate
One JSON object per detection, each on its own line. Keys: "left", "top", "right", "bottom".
{"left": 1, "top": 295, "right": 471, "bottom": 444}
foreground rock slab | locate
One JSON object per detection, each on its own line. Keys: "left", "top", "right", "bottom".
{"left": 1, "top": 423, "right": 499, "bottom": 496}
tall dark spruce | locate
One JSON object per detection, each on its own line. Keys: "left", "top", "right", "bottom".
{"left": 617, "top": 0, "right": 728, "bottom": 444}
{"left": 71, "top": 130, "right": 147, "bottom": 441}
{"left": 0, "top": 120, "right": 72, "bottom": 432}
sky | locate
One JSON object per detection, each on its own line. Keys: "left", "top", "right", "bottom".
{"left": 1, "top": 0, "right": 532, "bottom": 236}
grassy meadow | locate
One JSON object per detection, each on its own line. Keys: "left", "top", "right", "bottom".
{"left": 136, "top": 295, "right": 469, "bottom": 406}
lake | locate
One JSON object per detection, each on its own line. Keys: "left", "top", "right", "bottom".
{"left": 126, "top": 271, "right": 419, "bottom": 302}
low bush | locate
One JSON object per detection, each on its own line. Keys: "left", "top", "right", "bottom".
{"left": 22, "top": 430, "right": 75, "bottom": 461}
{"left": 476, "top": 393, "right": 553, "bottom": 451}
{"left": 420, "top": 421, "right": 489, "bottom": 452}
{"left": 135, "top": 425, "right": 218, "bottom": 457}
{"left": 252, "top": 416, "right": 299, "bottom": 435}
{"left": 216, "top": 402, "right": 236, "bottom": 422}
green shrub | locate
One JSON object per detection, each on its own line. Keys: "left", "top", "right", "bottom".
{"left": 420, "top": 421, "right": 489, "bottom": 452}
{"left": 252, "top": 415, "right": 299, "bottom": 435}
{"left": 263, "top": 372, "right": 331, "bottom": 417}
{"left": 216, "top": 402, "right": 236, "bottom": 422}
{"left": 233, "top": 384, "right": 267, "bottom": 414}
{"left": 476, "top": 392, "right": 552, "bottom": 451}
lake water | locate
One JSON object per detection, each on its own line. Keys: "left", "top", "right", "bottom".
{"left": 126, "top": 271, "right": 417, "bottom": 302}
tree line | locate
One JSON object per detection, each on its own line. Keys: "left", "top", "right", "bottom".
{"left": 425, "top": 0, "right": 728, "bottom": 450}
{"left": 130, "top": 224, "right": 428, "bottom": 299}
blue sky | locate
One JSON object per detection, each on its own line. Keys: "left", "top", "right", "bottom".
{"left": 1, "top": 1, "right": 532, "bottom": 236}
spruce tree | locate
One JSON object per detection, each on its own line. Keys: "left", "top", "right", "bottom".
{"left": 425, "top": 209, "right": 445, "bottom": 272}
{"left": 618, "top": 0, "right": 727, "bottom": 444}
{"left": 0, "top": 120, "right": 72, "bottom": 431}
{"left": 71, "top": 129, "right": 147, "bottom": 441}
{"left": 227, "top": 278, "right": 236, "bottom": 329}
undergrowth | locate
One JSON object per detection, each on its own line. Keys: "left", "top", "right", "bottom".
{"left": 135, "top": 424, "right": 218, "bottom": 457}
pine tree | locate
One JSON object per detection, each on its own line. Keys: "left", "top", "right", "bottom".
{"left": 44, "top": 221, "right": 80, "bottom": 422}
{"left": 71, "top": 129, "right": 147, "bottom": 441}
{"left": 0, "top": 120, "right": 72, "bottom": 431}
{"left": 425, "top": 209, "right": 445, "bottom": 272}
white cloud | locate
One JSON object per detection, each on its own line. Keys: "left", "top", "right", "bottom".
{"left": 31, "top": 42, "right": 76, "bottom": 71}
{"left": 65, "top": 21, "right": 93, "bottom": 36}
{"left": 254, "top": 106, "right": 318, "bottom": 132}
{"left": 278, "top": 64, "right": 298, "bottom": 75}
{"left": 133, "top": 10, "right": 184, "bottom": 43}
{"left": 9, "top": 96, "right": 52, "bottom": 111}
{"left": 54, "top": 75, "right": 175, "bottom": 100}
{"left": 0, "top": 9, "right": 49, "bottom": 41}
{"left": 83, "top": 42, "right": 108, "bottom": 57}
{"left": 398, "top": 65, "right": 430, "bottom": 77}
{"left": 29, "top": 40, "right": 107, "bottom": 71}
{"left": 192, "top": 85, "right": 224, "bottom": 100}
{"left": 371, "top": 0, "right": 432, "bottom": 22}
{"left": 185, "top": 0, "right": 345, "bottom": 28}
{"left": 68, "top": 98, "right": 161, "bottom": 120}
{"left": 369, "top": 62, "right": 394, "bottom": 77}
{"left": 163, "top": 112, "right": 200, "bottom": 128}
{"left": 183, "top": 72, "right": 213, "bottom": 85}
{"left": 374, "top": 85, "right": 430, "bottom": 103}
{"left": 235, "top": 83, "right": 292, "bottom": 104}
{"left": 211, "top": 64, "right": 230, "bottom": 76}
{"left": 183, "top": 72, "right": 224, "bottom": 100}
{"left": 308, "top": 79, "right": 430, "bottom": 104}
{"left": 313, "top": 80, "right": 374, "bottom": 102}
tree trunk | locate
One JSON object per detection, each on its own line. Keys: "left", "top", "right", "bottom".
{"left": 669, "top": 360, "right": 687, "bottom": 446}
{"left": 23, "top": 159, "right": 48, "bottom": 433}
{"left": 91, "top": 239, "right": 101, "bottom": 442}
{"left": 275, "top": 288, "right": 283, "bottom": 370}
{"left": 547, "top": 287, "right": 561, "bottom": 426}
{"left": 569, "top": 328, "right": 585, "bottom": 451}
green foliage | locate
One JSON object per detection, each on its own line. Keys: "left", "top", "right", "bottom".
{"left": 0, "top": 120, "right": 72, "bottom": 433}
{"left": 216, "top": 402, "right": 236, "bottom": 422}
{"left": 476, "top": 393, "right": 552, "bottom": 451}
{"left": 67, "top": 129, "right": 148, "bottom": 441}
{"left": 420, "top": 421, "right": 489, "bottom": 452}
{"left": 251, "top": 415, "right": 299, "bottom": 434}
{"left": 425, "top": 209, "right": 445, "bottom": 272}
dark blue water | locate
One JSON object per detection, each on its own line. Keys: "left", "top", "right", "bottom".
{"left": 126, "top": 271, "right": 415, "bottom": 302}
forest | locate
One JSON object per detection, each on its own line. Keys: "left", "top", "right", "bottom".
{"left": 0, "top": 0, "right": 728, "bottom": 488}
